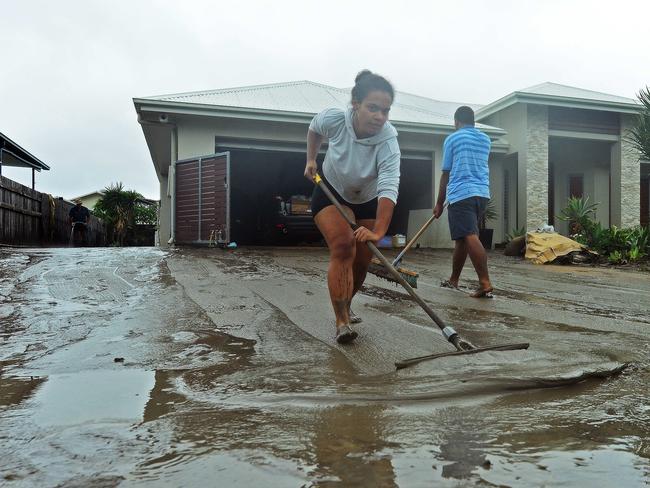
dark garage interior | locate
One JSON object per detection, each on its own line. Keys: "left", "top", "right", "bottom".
{"left": 224, "top": 149, "right": 433, "bottom": 245}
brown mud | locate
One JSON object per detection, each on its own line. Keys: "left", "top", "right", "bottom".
{"left": 0, "top": 246, "right": 648, "bottom": 487}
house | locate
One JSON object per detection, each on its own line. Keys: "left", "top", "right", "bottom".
{"left": 0, "top": 131, "right": 50, "bottom": 190}
{"left": 70, "top": 190, "right": 159, "bottom": 214}
{"left": 133, "top": 81, "right": 646, "bottom": 248}
{"left": 70, "top": 190, "right": 106, "bottom": 212}
{"left": 476, "top": 83, "right": 645, "bottom": 234}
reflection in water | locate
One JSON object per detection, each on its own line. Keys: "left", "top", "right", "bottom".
{"left": 142, "top": 370, "right": 186, "bottom": 423}
{"left": 310, "top": 405, "right": 397, "bottom": 487}
{"left": 439, "top": 428, "right": 489, "bottom": 479}
{"left": 32, "top": 369, "right": 155, "bottom": 427}
{"left": 0, "top": 375, "right": 46, "bottom": 408}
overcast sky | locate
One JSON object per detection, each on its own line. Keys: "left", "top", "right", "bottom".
{"left": 1, "top": 0, "right": 648, "bottom": 200}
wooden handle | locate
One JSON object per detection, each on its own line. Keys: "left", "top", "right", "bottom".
{"left": 313, "top": 174, "right": 359, "bottom": 230}
{"left": 392, "top": 202, "right": 446, "bottom": 266}
{"left": 392, "top": 214, "right": 435, "bottom": 265}
{"left": 313, "top": 174, "right": 459, "bottom": 348}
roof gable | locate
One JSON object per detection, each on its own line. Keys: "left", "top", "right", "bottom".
{"left": 520, "top": 82, "right": 637, "bottom": 105}
{"left": 476, "top": 82, "right": 640, "bottom": 119}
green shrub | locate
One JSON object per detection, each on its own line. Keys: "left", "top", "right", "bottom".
{"left": 608, "top": 250, "right": 625, "bottom": 264}
{"left": 628, "top": 246, "right": 646, "bottom": 262}
{"left": 559, "top": 196, "right": 650, "bottom": 264}
{"left": 505, "top": 226, "right": 526, "bottom": 243}
{"left": 558, "top": 196, "right": 598, "bottom": 235}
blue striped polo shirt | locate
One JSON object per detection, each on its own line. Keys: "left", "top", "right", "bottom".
{"left": 441, "top": 126, "right": 491, "bottom": 204}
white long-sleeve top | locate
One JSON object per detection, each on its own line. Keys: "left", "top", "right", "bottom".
{"left": 309, "top": 107, "right": 401, "bottom": 204}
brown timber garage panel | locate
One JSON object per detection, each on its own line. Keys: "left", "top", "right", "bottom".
{"left": 175, "top": 153, "right": 229, "bottom": 244}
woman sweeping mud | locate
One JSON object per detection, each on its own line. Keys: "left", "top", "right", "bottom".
{"left": 304, "top": 70, "right": 401, "bottom": 344}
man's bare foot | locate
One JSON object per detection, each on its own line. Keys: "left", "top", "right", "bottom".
{"left": 470, "top": 287, "right": 494, "bottom": 298}
{"left": 440, "top": 279, "right": 459, "bottom": 289}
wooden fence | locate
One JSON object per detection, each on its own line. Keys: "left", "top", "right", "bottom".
{"left": 0, "top": 175, "right": 106, "bottom": 246}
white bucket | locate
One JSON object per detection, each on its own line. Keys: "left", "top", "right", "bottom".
{"left": 392, "top": 234, "right": 406, "bottom": 248}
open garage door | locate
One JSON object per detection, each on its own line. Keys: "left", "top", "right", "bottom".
{"left": 175, "top": 153, "right": 230, "bottom": 245}
{"left": 220, "top": 148, "right": 432, "bottom": 245}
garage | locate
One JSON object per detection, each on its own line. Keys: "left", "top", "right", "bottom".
{"left": 134, "top": 80, "right": 508, "bottom": 248}
{"left": 174, "top": 146, "right": 433, "bottom": 246}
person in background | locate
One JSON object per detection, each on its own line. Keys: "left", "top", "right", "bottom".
{"left": 69, "top": 199, "right": 90, "bottom": 246}
{"left": 434, "top": 105, "right": 494, "bottom": 298}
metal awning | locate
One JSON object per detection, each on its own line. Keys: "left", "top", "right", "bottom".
{"left": 0, "top": 132, "right": 50, "bottom": 171}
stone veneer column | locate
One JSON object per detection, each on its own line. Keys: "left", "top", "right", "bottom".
{"left": 619, "top": 115, "right": 641, "bottom": 228}
{"left": 525, "top": 105, "right": 549, "bottom": 230}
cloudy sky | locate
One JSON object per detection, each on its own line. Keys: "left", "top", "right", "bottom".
{"left": 1, "top": 0, "right": 648, "bottom": 199}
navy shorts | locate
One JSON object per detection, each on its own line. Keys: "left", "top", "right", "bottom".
{"left": 448, "top": 196, "right": 489, "bottom": 240}
{"left": 311, "top": 177, "right": 377, "bottom": 220}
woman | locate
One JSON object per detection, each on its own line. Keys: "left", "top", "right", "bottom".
{"left": 304, "top": 70, "right": 401, "bottom": 344}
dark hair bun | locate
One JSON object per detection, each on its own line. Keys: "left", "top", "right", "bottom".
{"left": 351, "top": 70, "right": 394, "bottom": 103}
{"left": 355, "top": 69, "right": 373, "bottom": 84}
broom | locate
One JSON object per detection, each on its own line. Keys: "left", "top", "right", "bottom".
{"left": 368, "top": 208, "right": 442, "bottom": 288}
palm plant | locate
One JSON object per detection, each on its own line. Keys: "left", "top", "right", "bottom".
{"left": 94, "top": 182, "right": 143, "bottom": 246}
{"left": 628, "top": 86, "right": 650, "bottom": 161}
{"left": 479, "top": 199, "right": 498, "bottom": 230}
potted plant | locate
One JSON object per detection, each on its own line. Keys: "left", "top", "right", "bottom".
{"left": 479, "top": 199, "right": 497, "bottom": 249}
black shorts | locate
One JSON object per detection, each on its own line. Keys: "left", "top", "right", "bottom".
{"left": 311, "top": 177, "right": 378, "bottom": 220}
{"left": 448, "top": 196, "right": 489, "bottom": 240}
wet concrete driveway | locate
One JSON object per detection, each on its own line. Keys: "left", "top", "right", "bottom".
{"left": 1, "top": 246, "right": 649, "bottom": 486}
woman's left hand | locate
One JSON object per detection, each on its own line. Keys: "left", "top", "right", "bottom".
{"left": 353, "top": 226, "right": 382, "bottom": 243}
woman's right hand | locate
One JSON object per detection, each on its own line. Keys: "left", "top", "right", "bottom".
{"left": 304, "top": 160, "right": 317, "bottom": 181}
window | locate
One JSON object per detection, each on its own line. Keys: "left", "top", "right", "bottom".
{"left": 568, "top": 175, "right": 584, "bottom": 199}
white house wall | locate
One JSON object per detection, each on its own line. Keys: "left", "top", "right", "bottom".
{"left": 406, "top": 139, "right": 457, "bottom": 249}
{"left": 480, "top": 104, "right": 528, "bottom": 230}
{"left": 158, "top": 174, "right": 171, "bottom": 245}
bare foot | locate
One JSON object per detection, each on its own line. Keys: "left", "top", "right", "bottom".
{"left": 440, "top": 279, "right": 459, "bottom": 289}
{"left": 349, "top": 309, "right": 362, "bottom": 324}
{"left": 470, "top": 287, "right": 494, "bottom": 298}
{"left": 335, "top": 325, "right": 358, "bottom": 344}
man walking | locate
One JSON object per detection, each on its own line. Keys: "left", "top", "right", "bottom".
{"left": 433, "top": 106, "right": 493, "bottom": 298}
{"left": 69, "top": 199, "right": 90, "bottom": 246}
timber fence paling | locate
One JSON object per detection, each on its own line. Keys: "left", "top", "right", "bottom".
{"left": 0, "top": 175, "right": 107, "bottom": 246}
{"left": 0, "top": 175, "right": 42, "bottom": 245}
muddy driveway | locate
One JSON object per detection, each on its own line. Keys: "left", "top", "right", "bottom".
{"left": 1, "top": 246, "right": 649, "bottom": 487}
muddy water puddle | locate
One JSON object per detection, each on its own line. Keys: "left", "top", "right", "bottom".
{"left": 1, "top": 247, "right": 649, "bottom": 486}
